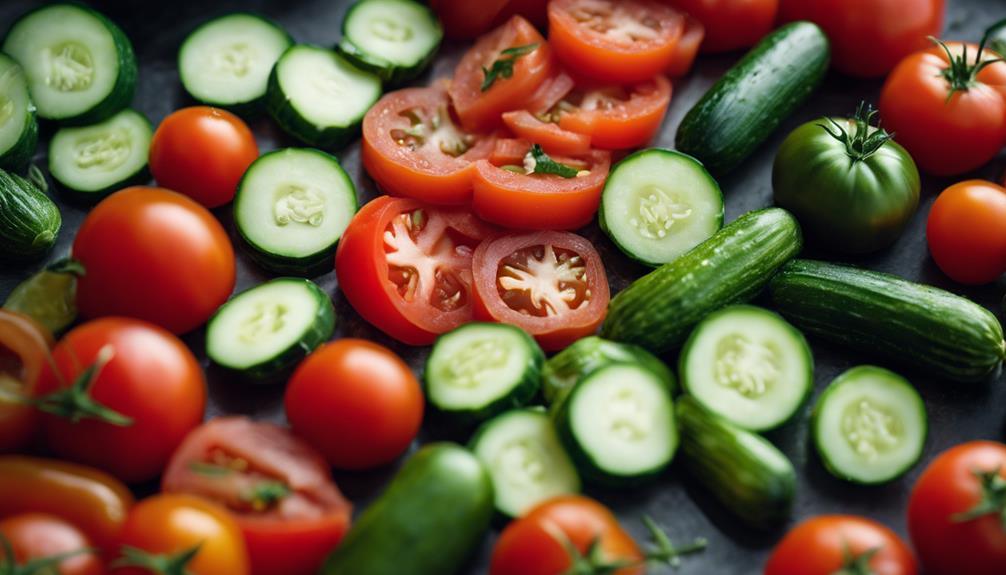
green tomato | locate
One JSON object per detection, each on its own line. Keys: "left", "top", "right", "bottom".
{"left": 772, "top": 106, "right": 920, "bottom": 254}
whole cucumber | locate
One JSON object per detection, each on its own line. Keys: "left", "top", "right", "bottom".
{"left": 0, "top": 169, "right": 60, "bottom": 261}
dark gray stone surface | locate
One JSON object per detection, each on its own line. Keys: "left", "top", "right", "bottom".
{"left": 2, "top": 1, "right": 1005, "bottom": 572}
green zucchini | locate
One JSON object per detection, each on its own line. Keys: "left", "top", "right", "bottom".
{"left": 0, "top": 168, "right": 60, "bottom": 260}
{"left": 601, "top": 207, "right": 803, "bottom": 354}
{"left": 677, "top": 395, "right": 795, "bottom": 529}
{"left": 769, "top": 259, "right": 1006, "bottom": 382}
{"left": 322, "top": 443, "right": 493, "bottom": 575}
{"left": 675, "top": 22, "right": 830, "bottom": 174}
{"left": 0, "top": 53, "right": 38, "bottom": 173}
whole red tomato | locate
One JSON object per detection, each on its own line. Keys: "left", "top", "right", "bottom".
{"left": 73, "top": 186, "right": 236, "bottom": 335}
{"left": 765, "top": 515, "right": 917, "bottom": 575}
{"left": 285, "top": 339, "right": 424, "bottom": 470}
{"left": 0, "top": 513, "right": 103, "bottom": 575}
{"left": 0, "top": 310, "right": 52, "bottom": 452}
{"left": 926, "top": 180, "right": 1006, "bottom": 284}
{"left": 149, "top": 106, "right": 258, "bottom": 208}
{"left": 670, "top": 0, "right": 778, "bottom": 53}
{"left": 908, "top": 441, "right": 1006, "bottom": 575}
{"left": 35, "top": 318, "right": 206, "bottom": 483}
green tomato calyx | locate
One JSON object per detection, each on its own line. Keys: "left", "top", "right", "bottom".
{"left": 952, "top": 467, "right": 1006, "bottom": 530}
{"left": 112, "top": 544, "right": 201, "bottom": 575}
{"left": 830, "top": 544, "right": 880, "bottom": 575}
{"left": 819, "top": 102, "right": 892, "bottom": 163}
{"left": 0, "top": 534, "right": 97, "bottom": 575}
{"left": 33, "top": 344, "right": 134, "bottom": 427}
{"left": 556, "top": 515, "right": 707, "bottom": 575}
{"left": 932, "top": 20, "right": 1006, "bottom": 97}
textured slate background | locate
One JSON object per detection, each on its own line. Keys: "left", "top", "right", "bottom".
{"left": 2, "top": 0, "right": 1006, "bottom": 572}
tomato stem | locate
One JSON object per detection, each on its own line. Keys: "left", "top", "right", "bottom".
{"left": 930, "top": 25, "right": 1006, "bottom": 98}
{"left": 33, "top": 344, "right": 134, "bottom": 426}
{"left": 952, "top": 467, "right": 1006, "bottom": 530}
{"left": 555, "top": 516, "right": 706, "bottom": 575}
{"left": 0, "top": 534, "right": 97, "bottom": 575}
{"left": 640, "top": 516, "right": 707, "bottom": 568}
{"left": 830, "top": 544, "right": 880, "bottom": 575}
{"left": 818, "top": 102, "right": 892, "bottom": 163}
{"left": 112, "top": 544, "right": 201, "bottom": 575}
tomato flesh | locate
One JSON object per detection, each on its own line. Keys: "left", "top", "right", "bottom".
{"left": 502, "top": 110, "right": 592, "bottom": 156}
{"left": 555, "top": 75, "right": 672, "bottom": 150}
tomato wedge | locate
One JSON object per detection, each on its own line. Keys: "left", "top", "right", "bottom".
{"left": 335, "top": 196, "right": 495, "bottom": 345}
{"left": 162, "top": 417, "right": 351, "bottom": 575}
{"left": 667, "top": 15, "right": 704, "bottom": 77}
{"left": 0, "top": 310, "right": 52, "bottom": 453}
{"left": 473, "top": 231, "right": 610, "bottom": 351}
{"left": 450, "top": 16, "right": 553, "bottom": 132}
{"left": 552, "top": 75, "right": 673, "bottom": 150}
{"left": 548, "top": 0, "right": 684, "bottom": 83}
{"left": 473, "top": 139, "right": 610, "bottom": 230}
{"left": 502, "top": 110, "right": 592, "bottom": 155}
{"left": 362, "top": 86, "right": 495, "bottom": 206}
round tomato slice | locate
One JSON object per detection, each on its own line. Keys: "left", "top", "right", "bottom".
{"left": 162, "top": 417, "right": 351, "bottom": 575}
{"left": 449, "top": 16, "right": 553, "bottom": 132}
{"left": 554, "top": 75, "right": 672, "bottom": 150}
{"left": 473, "top": 231, "right": 609, "bottom": 351}
{"left": 502, "top": 110, "right": 592, "bottom": 155}
{"left": 335, "top": 196, "right": 495, "bottom": 346}
{"left": 548, "top": 0, "right": 684, "bottom": 83}
{"left": 472, "top": 140, "right": 610, "bottom": 230}
{"left": 362, "top": 86, "right": 495, "bottom": 205}
{"left": 0, "top": 310, "right": 52, "bottom": 453}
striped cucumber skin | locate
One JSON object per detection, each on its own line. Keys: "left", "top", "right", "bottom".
{"left": 769, "top": 259, "right": 1006, "bottom": 382}
{"left": 600, "top": 207, "right": 803, "bottom": 354}
{"left": 0, "top": 168, "right": 60, "bottom": 260}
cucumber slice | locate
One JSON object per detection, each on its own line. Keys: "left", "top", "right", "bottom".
{"left": 554, "top": 363, "right": 678, "bottom": 485}
{"left": 0, "top": 53, "right": 38, "bottom": 172}
{"left": 812, "top": 365, "right": 927, "bottom": 485}
{"left": 179, "top": 13, "right": 292, "bottom": 114}
{"left": 470, "top": 409, "right": 580, "bottom": 517}
{"left": 339, "top": 0, "right": 443, "bottom": 84}
{"left": 267, "top": 45, "right": 381, "bottom": 149}
{"left": 600, "top": 149, "right": 723, "bottom": 266}
{"left": 680, "top": 305, "right": 813, "bottom": 432}
{"left": 2, "top": 3, "right": 137, "bottom": 124}
{"left": 206, "top": 278, "right": 335, "bottom": 382}
{"left": 48, "top": 108, "right": 151, "bottom": 200}
{"left": 234, "top": 148, "right": 358, "bottom": 275}
{"left": 425, "top": 323, "right": 543, "bottom": 425}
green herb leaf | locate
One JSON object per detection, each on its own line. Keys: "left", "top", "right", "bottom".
{"left": 529, "top": 144, "right": 579, "bottom": 178}
{"left": 481, "top": 43, "right": 539, "bottom": 92}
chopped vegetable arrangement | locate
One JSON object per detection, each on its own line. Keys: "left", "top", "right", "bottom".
{"left": 2, "top": 0, "right": 1006, "bottom": 574}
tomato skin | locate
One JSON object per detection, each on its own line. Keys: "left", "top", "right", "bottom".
{"left": 667, "top": 15, "right": 704, "bottom": 77}
{"left": 36, "top": 318, "right": 206, "bottom": 484}
{"left": 908, "top": 442, "right": 1006, "bottom": 575}
{"left": 491, "top": 495, "right": 643, "bottom": 575}
{"left": 765, "top": 515, "right": 917, "bottom": 575}
{"left": 879, "top": 43, "right": 1006, "bottom": 176}
{"left": 114, "top": 494, "right": 250, "bottom": 575}
{"left": 926, "top": 180, "right": 1006, "bottom": 285}
{"left": 0, "top": 513, "right": 103, "bottom": 575}
{"left": 670, "top": 0, "right": 777, "bottom": 53}
{"left": 429, "top": 0, "right": 509, "bottom": 39}
{"left": 149, "top": 106, "right": 258, "bottom": 208}
{"left": 285, "top": 339, "right": 424, "bottom": 470}
{"left": 73, "top": 186, "right": 236, "bottom": 335}
{"left": 0, "top": 310, "right": 52, "bottom": 453}
{"left": 0, "top": 456, "right": 134, "bottom": 552}
{"left": 557, "top": 75, "right": 672, "bottom": 150}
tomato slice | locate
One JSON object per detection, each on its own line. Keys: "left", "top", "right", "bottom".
{"left": 0, "top": 311, "right": 52, "bottom": 453}
{"left": 552, "top": 74, "right": 672, "bottom": 150}
{"left": 449, "top": 16, "right": 554, "bottom": 132}
{"left": 162, "top": 417, "right": 351, "bottom": 575}
{"left": 548, "top": 0, "right": 684, "bottom": 83}
{"left": 473, "top": 231, "right": 610, "bottom": 351}
{"left": 335, "top": 196, "right": 496, "bottom": 345}
{"left": 502, "top": 110, "right": 592, "bottom": 155}
{"left": 362, "top": 86, "right": 495, "bottom": 206}
{"left": 473, "top": 139, "right": 610, "bottom": 230}
{"left": 667, "top": 15, "right": 704, "bottom": 77}
{"left": 524, "top": 71, "right": 577, "bottom": 114}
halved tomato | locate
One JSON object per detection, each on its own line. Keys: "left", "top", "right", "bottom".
{"left": 524, "top": 71, "right": 577, "bottom": 114}
{"left": 0, "top": 310, "right": 52, "bottom": 453}
{"left": 335, "top": 196, "right": 495, "bottom": 345}
{"left": 162, "top": 417, "right": 351, "bottom": 575}
{"left": 473, "top": 139, "right": 610, "bottom": 230}
{"left": 667, "top": 15, "right": 704, "bottom": 77}
{"left": 473, "top": 231, "right": 610, "bottom": 351}
{"left": 548, "top": 0, "right": 684, "bottom": 83}
{"left": 502, "top": 110, "right": 592, "bottom": 155}
{"left": 362, "top": 86, "right": 496, "bottom": 206}
{"left": 450, "top": 16, "right": 553, "bottom": 132}
{"left": 553, "top": 75, "right": 673, "bottom": 150}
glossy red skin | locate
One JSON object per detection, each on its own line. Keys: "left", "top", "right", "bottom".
{"left": 880, "top": 43, "right": 1006, "bottom": 176}
{"left": 285, "top": 339, "right": 424, "bottom": 470}
{"left": 162, "top": 417, "right": 352, "bottom": 575}
{"left": 335, "top": 196, "right": 495, "bottom": 345}
{"left": 926, "top": 180, "right": 1006, "bottom": 285}
{"left": 73, "top": 186, "right": 236, "bottom": 335}
{"left": 35, "top": 318, "right": 206, "bottom": 484}
{"left": 0, "top": 311, "right": 52, "bottom": 453}
{"left": 491, "top": 496, "right": 643, "bottom": 575}
{"left": 473, "top": 231, "right": 610, "bottom": 351}
{"left": 0, "top": 513, "right": 103, "bottom": 575}
{"left": 149, "top": 106, "right": 259, "bottom": 208}
{"left": 908, "top": 441, "right": 1006, "bottom": 575}
{"left": 765, "top": 515, "right": 917, "bottom": 575}
{"left": 429, "top": 0, "right": 509, "bottom": 39}
{"left": 558, "top": 75, "right": 673, "bottom": 150}
{"left": 670, "top": 0, "right": 777, "bottom": 53}
{"left": 779, "top": 0, "right": 944, "bottom": 77}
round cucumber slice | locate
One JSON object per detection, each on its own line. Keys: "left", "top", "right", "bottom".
{"left": 339, "top": 0, "right": 443, "bottom": 84}
{"left": 812, "top": 365, "right": 927, "bottom": 485}
{"left": 680, "top": 305, "right": 813, "bottom": 432}
{"left": 0, "top": 53, "right": 38, "bottom": 172}
{"left": 599, "top": 148, "right": 723, "bottom": 266}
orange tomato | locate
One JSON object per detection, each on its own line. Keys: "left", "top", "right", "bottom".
{"left": 0, "top": 310, "right": 52, "bottom": 453}
{"left": 926, "top": 180, "right": 1006, "bottom": 284}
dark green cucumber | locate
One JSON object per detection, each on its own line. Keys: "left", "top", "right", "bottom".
{"left": 0, "top": 53, "right": 38, "bottom": 173}
{"left": 677, "top": 395, "right": 795, "bottom": 529}
{"left": 601, "top": 207, "right": 803, "bottom": 354}
{"left": 0, "top": 168, "right": 60, "bottom": 260}
{"left": 675, "top": 22, "right": 830, "bottom": 174}
{"left": 769, "top": 259, "right": 1006, "bottom": 382}
{"left": 322, "top": 443, "right": 493, "bottom": 575}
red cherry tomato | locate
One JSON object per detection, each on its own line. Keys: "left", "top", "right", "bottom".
{"left": 669, "top": 0, "right": 778, "bottom": 53}
{"left": 765, "top": 515, "right": 917, "bottom": 575}
{"left": 926, "top": 180, "right": 1006, "bottom": 284}
{"left": 0, "top": 513, "right": 102, "bottom": 575}
{"left": 0, "top": 310, "right": 52, "bottom": 453}
{"left": 149, "top": 106, "right": 259, "bottom": 208}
